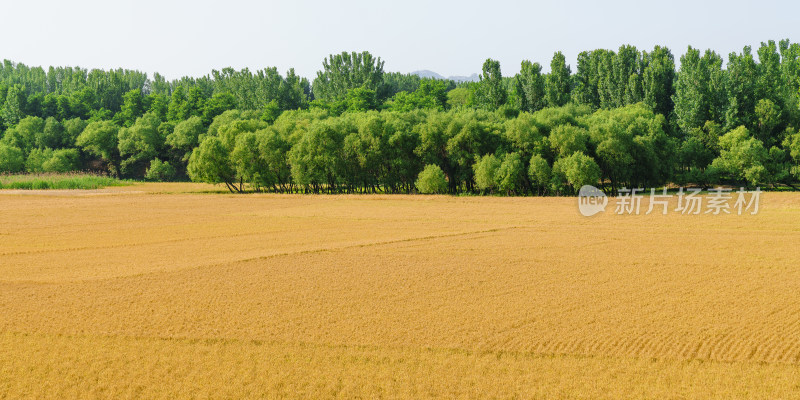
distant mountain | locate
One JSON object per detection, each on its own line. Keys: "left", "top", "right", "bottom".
{"left": 411, "top": 70, "right": 479, "bottom": 83}
{"left": 446, "top": 73, "right": 480, "bottom": 83}
{"left": 411, "top": 70, "right": 446, "bottom": 80}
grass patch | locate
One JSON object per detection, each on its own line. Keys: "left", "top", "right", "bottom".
{"left": 0, "top": 173, "right": 128, "bottom": 190}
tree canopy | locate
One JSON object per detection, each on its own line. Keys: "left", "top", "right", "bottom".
{"left": 2, "top": 42, "right": 800, "bottom": 194}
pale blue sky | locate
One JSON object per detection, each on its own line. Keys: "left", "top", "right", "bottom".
{"left": 2, "top": 0, "right": 797, "bottom": 80}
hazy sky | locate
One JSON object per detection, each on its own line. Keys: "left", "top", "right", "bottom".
{"left": 2, "top": 0, "right": 798, "bottom": 80}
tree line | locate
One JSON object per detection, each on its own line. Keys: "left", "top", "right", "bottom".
{"left": 1, "top": 42, "right": 800, "bottom": 194}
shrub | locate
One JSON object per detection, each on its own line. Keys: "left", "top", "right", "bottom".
{"left": 0, "top": 144, "right": 25, "bottom": 173}
{"left": 145, "top": 159, "right": 177, "bottom": 181}
{"left": 552, "top": 151, "right": 601, "bottom": 193}
{"left": 473, "top": 154, "right": 501, "bottom": 192}
{"left": 528, "top": 154, "right": 551, "bottom": 192}
{"left": 496, "top": 153, "right": 525, "bottom": 194}
{"left": 25, "top": 148, "right": 54, "bottom": 172}
{"left": 42, "top": 149, "right": 80, "bottom": 173}
{"left": 415, "top": 164, "right": 448, "bottom": 194}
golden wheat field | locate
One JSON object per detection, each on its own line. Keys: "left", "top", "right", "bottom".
{"left": 2, "top": 183, "right": 800, "bottom": 399}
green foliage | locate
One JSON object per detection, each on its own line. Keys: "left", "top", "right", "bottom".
{"left": 261, "top": 100, "right": 282, "bottom": 124}
{"left": 546, "top": 52, "right": 571, "bottom": 107}
{"left": 166, "top": 116, "right": 205, "bottom": 162}
{"left": 673, "top": 47, "right": 727, "bottom": 133}
{"left": 642, "top": 46, "right": 675, "bottom": 118}
{"left": 117, "top": 112, "right": 163, "bottom": 176}
{"left": 43, "top": 148, "right": 80, "bottom": 172}
{"left": 755, "top": 98, "right": 782, "bottom": 146}
{"left": 2, "top": 116, "right": 43, "bottom": 156}
{"left": 0, "top": 173, "right": 123, "bottom": 190}
{"left": 0, "top": 143, "right": 25, "bottom": 172}
{"left": 549, "top": 125, "right": 590, "bottom": 158}
{"left": 783, "top": 128, "right": 800, "bottom": 178}
{"left": 75, "top": 120, "right": 120, "bottom": 174}
{"left": 187, "top": 136, "right": 237, "bottom": 190}
{"left": 584, "top": 103, "right": 675, "bottom": 189}
{"left": 2, "top": 85, "right": 25, "bottom": 127}
{"left": 388, "top": 80, "right": 449, "bottom": 112}
{"left": 289, "top": 120, "right": 347, "bottom": 190}
{"left": 551, "top": 151, "right": 601, "bottom": 193}
{"left": 345, "top": 86, "right": 378, "bottom": 112}
{"left": 415, "top": 164, "right": 448, "bottom": 194}
{"left": 115, "top": 89, "right": 146, "bottom": 127}
{"left": 313, "top": 51, "right": 385, "bottom": 103}
{"left": 38, "top": 117, "right": 65, "bottom": 149}
{"left": 231, "top": 132, "right": 270, "bottom": 189}
{"left": 144, "top": 159, "right": 176, "bottom": 181}
{"left": 473, "top": 154, "right": 501, "bottom": 192}
{"left": 446, "top": 87, "right": 470, "bottom": 109}
{"left": 26, "top": 148, "right": 81, "bottom": 173}
{"left": 474, "top": 59, "right": 507, "bottom": 109}
{"left": 495, "top": 152, "right": 526, "bottom": 194}
{"left": 215, "top": 118, "right": 269, "bottom": 152}
{"left": 1, "top": 43, "right": 800, "bottom": 193}
{"left": 528, "top": 154, "right": 551, "bottom": 193}
{"left": 515, "top": 61, "right": 546, "bottom": 112}
{"left": 62, "top": 118, "right": 88, "bottom": 146}
{"left": 25, "top": 148, "right": 52, "bottom": 172}
{"left": 710, "top": 126, "right": 768, "bottom": 185}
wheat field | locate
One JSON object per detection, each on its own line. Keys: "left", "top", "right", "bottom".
{"left": 2, "top": 183, "right": 800, "bottom": 399}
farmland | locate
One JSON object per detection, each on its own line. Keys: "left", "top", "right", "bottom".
{"left": 2, "top": 183, "right": 800, "bottom": 398}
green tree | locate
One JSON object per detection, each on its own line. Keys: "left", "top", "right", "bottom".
{"left": 473, "top": 153, "right": 501, "bottom": 193}
{"left": 495, "top": 152, "right": 525, "bottom": 194}
{"left": 516, "top": 60, "right": 546, "bottom": 112}
{"left": 549, "top": 125, "right": 590, "bottom": 158}
{"left": 552, "top": 151, "right": 601, "bottom": 193}
{"left": 187, "top": 136, "right": 238, "bottom": 192}
{"left": 754, "top": 98, "right": 782, "bottom": 146}
{"left": 75, "top": 120, "right": 120, "bottom": 175}
{"left": 42, "top": 149, "right": 80, "bottom": 172}
{"left": 25, "top": 148, "right": 53, "bottom": 172}
{"left": 725, "top": 46, "right": 760, "bottom": 131}
{"left": 289, "top": 120, "right": 346, "bottom": 192}
{"left": 0, "top": 143, "right": 24, "bottom": 172}
{"left": 446, "top": 87, "right": 470, "bottom": 109}
{"left": 573, "top": 50, "right": 603, "bottom": 109}
{"left": 709, "top": 126, "right": 768, "bottom": 186}
{"left": 642, "top": 46, "right": 675, "bottom": 118}
{"left": 474, "top": 59, "right": 507, "bottom": 109}
{"left": 313, "top": 51, "right": 385, "bottom": 103}
{"left": 145, "top": 158, "right": 177, "bottom": 181}
{"left": 615, "top": 45, "right": 642, "bottom": 106}
{"left": 115, "top": 89, "right": 146, "bottom": 127}
{"left": 2, "top": 116, "right": 44, "bottom": 156}
{"left": 388, "top": 79, "right": 449, "bottom": 112}
{"left": 166, "top": 116, "right": 205, "bottom": 163}
{"left": 546, "top": 52, "right": 571, "bottom": 107}
{"left": 2, "top": 85, "right": 25, "bottom": 127}
{"left": 62, "top": 118, "right": 88, "bottom": 147}
{"left": 231, "top": 131, "right": 271, "bottom": 191}
{"left": 345, "top": 86, "right": 378, "bottom": 112}
{"left": 528, "top": 154, "right": 551, "bottom": 194}
{"left": 672, "top": 47, "right": 726, "bottom": 133}
{"left": 118, "top": 112, "right": 164, "bottom": 177}
{"left": 38, "top": 117, "right": 65, "bottom": 149}
{"left": 783, "top": 128, "right": 800, "bottom": 178}
{"left": 415, "top": 164, "right": 448, "bottom": 194}
{"left": 257, "top": 128, "right": 293, "bottom": 192}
